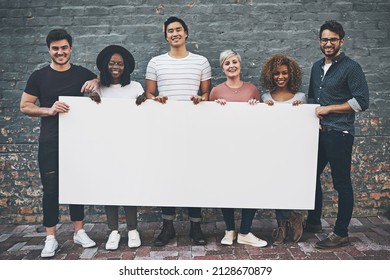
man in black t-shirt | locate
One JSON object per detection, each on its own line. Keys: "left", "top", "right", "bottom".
{"left": 20, "top": 29, "right": 99, "bottom": 258}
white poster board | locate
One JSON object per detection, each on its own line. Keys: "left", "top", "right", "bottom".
{"left": 59, "top": 97, "right": 319, "bottom": 209}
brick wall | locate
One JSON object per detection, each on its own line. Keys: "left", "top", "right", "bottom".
{"left": 1, "top": 0, "right": 389, "bottom": 224}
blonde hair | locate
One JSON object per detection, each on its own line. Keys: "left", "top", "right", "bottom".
{"left": 219, "top": 50, "right": 242, "bottom": 67}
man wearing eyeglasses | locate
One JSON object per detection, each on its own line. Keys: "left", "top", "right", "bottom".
{"left": 306, "top": 21, "right": 369, "bottom": 249}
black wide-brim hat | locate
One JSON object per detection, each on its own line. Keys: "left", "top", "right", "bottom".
{"left": 96, "top": 45, "right": 135, "bottom": 73}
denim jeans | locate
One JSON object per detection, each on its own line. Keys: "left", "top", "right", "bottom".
{"left": 307, "top": 130, "right": 354, "bottom": 237}
{"left": 38, "top": 142, "right": 84, "bottom": 227}
{"left": 161, "top": 207, "right": 202, "bottom": 222}
{"left": 275, "top": 210, "right": 292, "bottom": 222}
{"left": 105, "top": 205, "right": 137, "bottom": 231}
{"left": 221, "top": 208, "right": 257, "bottom": 234}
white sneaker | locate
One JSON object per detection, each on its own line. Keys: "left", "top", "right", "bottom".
{"left": 105, "top": 230, "right": 121, "bottom": 250}
{"left": 41, "top": 235, "right": 58, "bottom": 258}
{"left": 128, "top": 229, "right": 141, "bottom": 248}
{"left": 221, "top": 230, "right": 236, "bottom": 245}
{"left": 73, "top": 229, "right": 96, "bottom": 248}
{"left": 237, "top": 232, "right": 267, "bottom": 247}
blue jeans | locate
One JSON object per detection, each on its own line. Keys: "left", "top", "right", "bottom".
{"left": 307, "top": 130, "right": 354, "bottom": 237}
{"left": 221, "top": 208, "right": 257, "bottom": 234}
{"left": 161, "top": 207, "right": 202, "bottom": 222}
{"left": 38, "top": 142, "right": 84, "bottom": 227}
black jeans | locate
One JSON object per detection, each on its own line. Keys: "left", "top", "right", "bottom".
{"left": 307, "top": 130, "right": 354, "bottom": 237}
{"left": 221, "top": 208, "right": 257, "bottom": 234}
{"left": 38, "top": 141, "right": 84, "bottom": 227}
{"left": 161, "top": 207, "right": 202, "bottom": 222}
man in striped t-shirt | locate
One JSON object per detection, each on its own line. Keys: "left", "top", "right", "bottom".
{"left": 145, "top": 17, "right": 211, "bottom": 246}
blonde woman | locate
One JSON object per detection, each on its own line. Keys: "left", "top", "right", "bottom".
{"left": 210, "top": 50, "right": 266, "bottom": 248}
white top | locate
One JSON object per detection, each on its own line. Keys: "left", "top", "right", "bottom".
{"left": 145, "top": 52, "right": 211, "bottom": 101}
{"left": 97, "top": 81, "right": 144, "bottom": 98}
{"left": 261, "top": 92, "right": 307, "bottom": 104}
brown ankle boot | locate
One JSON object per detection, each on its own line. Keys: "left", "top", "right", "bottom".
{"left": 154, "top": 219, "right": 176, "bottom": 246}
{"left": 288, "top": 211, "right": 304, "bottom": 243}
{"left": 272, "top": 220, "right": 288, "bottom": 245}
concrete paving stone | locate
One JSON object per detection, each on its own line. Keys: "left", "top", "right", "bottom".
{"left": 134, "top": 256, "right": 155, "bottom": 260}
{"left": 356, "top": 217, "right": 374, "bottom": 227}
{"left": 7, "top": 242, "right": 27, "bottom": 252}
{"left": 232, "top": 249, "right": 250, "bottom": 259}
{"left": 23, "top": 250, "right": 43, "bottom": 260}
{"left": 64, "top": 253, "right": 82, "bottom": 260}
{"left": 178, "top": 250, "right": 192, "bottom": 260}
{"left": 0, "top": 234, "right": 12, "bottom": 242}
{"left": 367, "top": 216, "right": 383, "bottom": 225}
{"left": 334, "top": 251, "right": 354, "bottom": 260}
{"left": 371, "top": 226, "right": 390, "bottom": 237}
{"left": 80, "top": 247, "right": 98, "bottom": 259}
{"left": 320, "top": 218, "right": 331, "bottom": 228}
{"left": 134, "top": 246, "right": 151, "bottom": 257}
{"left": 121, "top": 251, "right": 136, "bottom": 260}
{"left": 349, "top": 218, "right": 364, "bottom": 226}
{"left": 11, "top": 225, "right": 30, "bottom": 235}
{"left": 22, "top": 232, "right": 47, "bottom": 238}
{"left": 287, "top": 247, "right": 309, "bottom": 260}
{"left": 0, "top": 217, "right": 389, "bottom": 260}
{"left": 20, "top": 244, "right": 43, "bottom": 251}
{"left": 150, "top": 250, "right": 178, "bottom": 259}
{"left": 194, "top": 255, "right": 223, "bottom": 260}
{"left": 191, "top": 246, "right": 206, "bottom": 257}
{"left": 378, "top": 216, "right": 390, "bottom": 224}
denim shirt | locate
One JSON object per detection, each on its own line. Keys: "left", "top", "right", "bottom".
{"left": 308, "top": 52, "right": 369, "bottom": 135}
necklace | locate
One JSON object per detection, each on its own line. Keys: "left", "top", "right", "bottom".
{"left": 225, "top": 81, "right": 243, "bottom": 94}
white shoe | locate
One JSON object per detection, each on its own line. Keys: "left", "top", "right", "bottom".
{"left": 221, "top": 230, "right": 236, "bottom": 245}
{"left": 105, "top": 230, "right": 121, "bottom": 250}
{"left": 73, "top": 229, "right": 96, "bottom": 248}
{"left": 237, "top": 232, "right": 267, "bottom": 247}
{"left": 41, "top": 235, "right": 58, "bottom": 258}
{"left": 128, "top": 229, "right": 141, "bottom": 248}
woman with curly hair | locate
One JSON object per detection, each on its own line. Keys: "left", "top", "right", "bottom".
{"left": 260, "top": 54, "right": 306, "bottom": 245}
{"left": 260, "top": 54, "right": 305, "bottom": 105}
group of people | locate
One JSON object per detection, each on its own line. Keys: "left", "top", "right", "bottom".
{"left": 20, "top": 17, "right": 369, "bottom": 258}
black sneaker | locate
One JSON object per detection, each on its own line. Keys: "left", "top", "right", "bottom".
{"left": 315, "top": 232, "right": 349, "bottom": 249}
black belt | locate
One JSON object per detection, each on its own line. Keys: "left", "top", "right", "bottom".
{"left": 320, "top": 126, "right": 336, "bottom": 133}
{"left": 320, "top": 126, "right": 349, "bottom": 134}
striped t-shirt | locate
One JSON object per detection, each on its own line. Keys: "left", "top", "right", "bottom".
{"left": 145, "top": 52, "right": 211, "bottom": 101}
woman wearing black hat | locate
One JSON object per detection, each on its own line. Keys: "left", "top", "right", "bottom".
{"left": 92, "top": 45, "right": 143, "bottom": 250}
{"left": 90, "top": 45, "right": 143, "bottom": 103}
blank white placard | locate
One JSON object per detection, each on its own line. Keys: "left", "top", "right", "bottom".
{"left": 59, "top": 96, "right": 319, "bottom": 209}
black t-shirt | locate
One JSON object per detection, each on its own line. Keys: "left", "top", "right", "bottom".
{"left": 24, "top": 64, "right": 96, "bottom": 143}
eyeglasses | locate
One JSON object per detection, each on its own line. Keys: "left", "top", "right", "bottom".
{"left": 108, "top": 61, "right": 124, "bottom": 67}
{"left": 320, "top": 38, "right": 341, "bottom": 45}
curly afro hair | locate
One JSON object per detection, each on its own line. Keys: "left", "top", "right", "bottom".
{"left": 260, "top": 54, "right": 302, "bottom": 94}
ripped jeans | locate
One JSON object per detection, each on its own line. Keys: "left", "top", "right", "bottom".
{"left": 38, "top": 141, "right": 84, "bottom": 227}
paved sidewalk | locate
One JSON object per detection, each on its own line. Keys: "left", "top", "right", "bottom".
{"left": 0, "top": 216, "right": 389, "bottom": 260}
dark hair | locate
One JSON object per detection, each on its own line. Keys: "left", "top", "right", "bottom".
{"left": 99, "top": 53, "right": 132, "bottom": 87}
{"left": 164, "top": 16, "right": 188, "bottom": 39}
{"left": 46, "top": 29, "right": 72, "bottom": 48}
{"left": 260, "top": 54, "right": 302, "bottom": 94}
{"left": 319, "top": 20, "right": 345, "bottom": 39}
